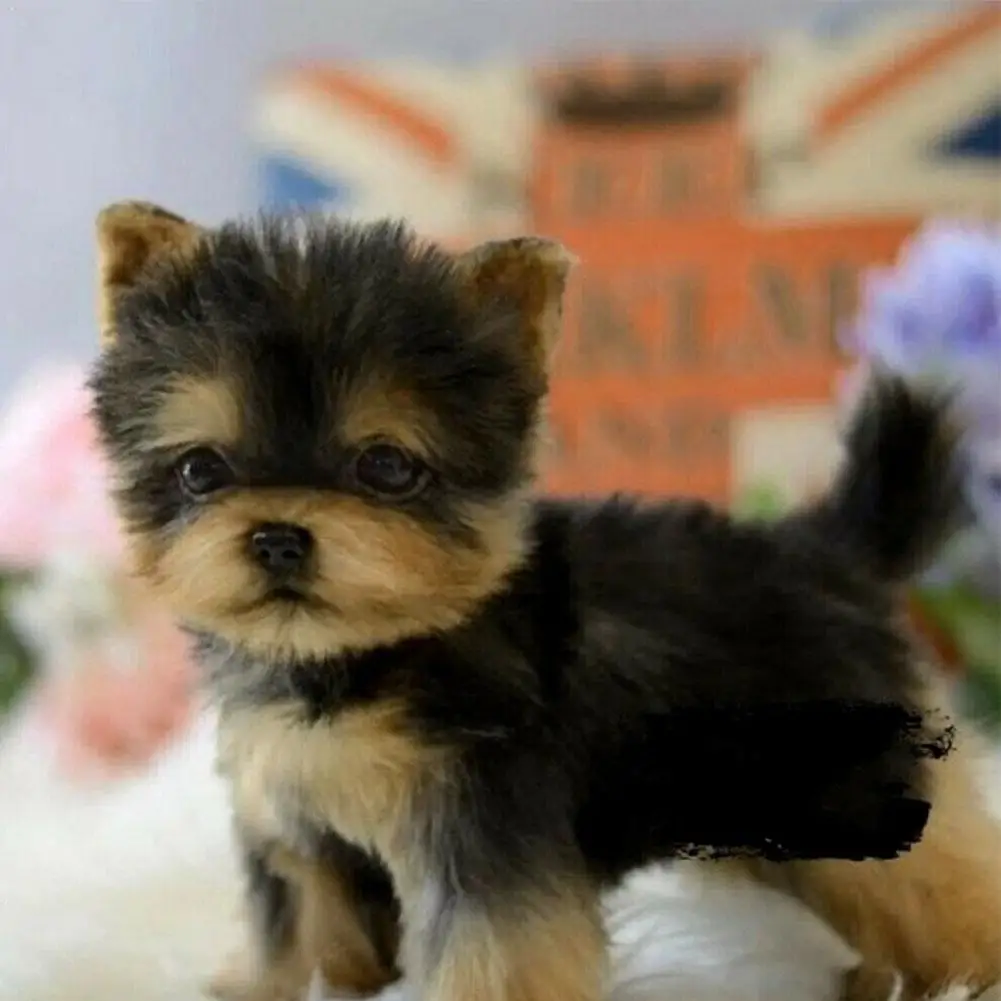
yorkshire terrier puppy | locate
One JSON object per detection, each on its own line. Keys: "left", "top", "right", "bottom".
{"left": 89, "top": 202, "right": 1001, "bottom": 1001}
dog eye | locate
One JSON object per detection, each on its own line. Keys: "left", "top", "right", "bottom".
{"left": 176, "top": 448, "right": 234, "bottom": 497}
{"left": 351, "top": 444, "right": 428, "bottom": 499}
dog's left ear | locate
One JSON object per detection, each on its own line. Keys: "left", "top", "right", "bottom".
{"left": 455, "top": 237, "right": 576, "bottom": 375}
{"left": 95, "top": 201, "right": 203, "bottom": 346}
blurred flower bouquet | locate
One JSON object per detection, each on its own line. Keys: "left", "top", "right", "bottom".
{"left": 742, "top": 221, "right": 1001, "bottom": 730}
{"left": 0, "top": 367, "right": 196, "bottom": 776}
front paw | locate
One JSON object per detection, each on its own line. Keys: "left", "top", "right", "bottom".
{"left": 204, "top": 949, "right": 249, "bottom": 1000}
{"left": 204, "top": 950, "right": 306, "bottom": 1001}
{"left": 839, "top": 964, "right": 902, "bottom": 1001}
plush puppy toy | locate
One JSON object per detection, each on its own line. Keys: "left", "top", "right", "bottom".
{"left": 90, "top": 202, "right": 1001, "bottom": 1001}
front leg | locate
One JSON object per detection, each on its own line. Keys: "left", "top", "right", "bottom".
{"left": 388, "top": 778, "right": 607, "bottom": 1001}
{"left": 413, "top": 876, "right": 605, "bottom": 1001}
{"left": 208, "top": 837, "right": 399, "bottom": 1001}
{"left": 207, "top": 843, "right": 308, "bottom": 1001}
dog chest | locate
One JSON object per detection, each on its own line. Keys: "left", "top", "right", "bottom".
{"left": 215, "top": 699, "right": 443, "bottom": 855}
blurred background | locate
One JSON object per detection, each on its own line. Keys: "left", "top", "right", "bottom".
{"left": 0, "top": 0, "right": 998, "bottom": 769}
{"left": 0, "top": 0, "right": 976, "bottom": 393}
{"left": 0, "top": 5, "right": 998, "bottom": 997}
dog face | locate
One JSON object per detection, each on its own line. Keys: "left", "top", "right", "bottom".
{"left": 90, "top": 203, "right": 573, "bottom": 661}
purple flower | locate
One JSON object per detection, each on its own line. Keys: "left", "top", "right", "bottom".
{"left": 843, "top": 220, "right": 1001, "bottom": 373}
{"left": 844, "top": 221, "right": 1001, "bottom": 554}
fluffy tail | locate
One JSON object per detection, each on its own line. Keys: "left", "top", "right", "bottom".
{"left": 795, "top": 375, "right": 964, "bottom": 584}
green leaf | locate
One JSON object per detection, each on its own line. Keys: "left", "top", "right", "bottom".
{"left": 733, "top": 483, "right": 789, "bottom": 522}
{"left": 913, "top": 584, "right": 1001, "bottom": 731}
{"left": 914, "top": 586, "right": 1001, "bottom": 669}
{"left": 0, "top": 570, "right": 37, "bottom": 714}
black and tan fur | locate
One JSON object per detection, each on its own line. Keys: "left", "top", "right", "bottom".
{"left": 90, "top": 201, "right": 1001, "bottom": 1001}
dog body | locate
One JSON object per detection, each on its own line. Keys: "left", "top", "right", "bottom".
{"left": 90, "top": 204, "right": 1001, "bottom": 1001}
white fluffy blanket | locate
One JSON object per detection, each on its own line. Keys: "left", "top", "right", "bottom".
{"left": 0, "top": 705, "right": 997, "bottom": 1001}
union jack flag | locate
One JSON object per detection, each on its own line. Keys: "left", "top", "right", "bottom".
{"left": 253, "top": 61, "right": 536, "bottom": 242}
{"left": 747, "top": 2, "right": 1000, "bottom": 217}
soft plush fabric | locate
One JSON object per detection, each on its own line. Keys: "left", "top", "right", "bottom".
{"left": 0, "top": 704, "right": 997, "bottom": 1001}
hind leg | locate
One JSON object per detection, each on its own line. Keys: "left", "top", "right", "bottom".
{"left": 732, "top": 729, "right": 1001, "bottom": 1001}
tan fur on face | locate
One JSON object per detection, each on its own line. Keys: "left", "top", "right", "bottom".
{"left": 132, "top": 488, "right": 527, "bottom": 660}
{"left": 147, "top": 375, "right": 243, "bottom": 452}
{"left": 339, "top": 376, "right": 441, "bottom": 459}
{"left": 218, "top": 700, "right": 449, "bottom": 855}
{"left": 416, "top": 885, "right": 606, "bottom": 1001}
{"left": 96, "top": 201, "right": 202, "bottom": 346}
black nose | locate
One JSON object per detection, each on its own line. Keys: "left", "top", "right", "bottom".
{"left": 249, "top": 523, "right": 313, "bottom": 577}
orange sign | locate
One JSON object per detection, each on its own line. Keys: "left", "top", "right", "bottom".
{"left": 537, "top": 219, "right": 916, "bottom": 501}
{"left": 529, "top": 58, "right": 919, "bottom": 503}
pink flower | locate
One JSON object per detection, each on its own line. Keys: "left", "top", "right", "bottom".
{"left": 39, "top": 606, "right": 196, "bottom": 778}
{"left": 0, "top": 363, "right": 198, "bottom": 775}
{"left": 0, "top": 365, "right": 123, "bottom": 567}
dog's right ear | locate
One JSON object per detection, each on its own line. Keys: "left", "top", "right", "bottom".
{"left": 454, "top": 236, "right": 576, "bottom": 379}
{"left": 95, "top": 201, "right": 202, "bottom": 346}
